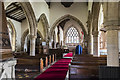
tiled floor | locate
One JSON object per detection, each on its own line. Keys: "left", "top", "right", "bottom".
{"left": 16, "top": 71, "right": 40, "bottom": 80}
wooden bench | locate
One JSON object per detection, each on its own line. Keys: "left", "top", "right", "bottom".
{"left": 69, "top": 54, "right": 107, "bottom": 80}
{"left": 15, "top": 53, "right": 56, "bottom": 72}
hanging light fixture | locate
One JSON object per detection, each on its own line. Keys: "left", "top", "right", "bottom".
{"left": 61, "top": 0, "right": 73, "bottom": 8}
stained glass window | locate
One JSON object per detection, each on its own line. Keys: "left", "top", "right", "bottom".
{"left": 66, "top": 27, "right": 80, "bottom": 43}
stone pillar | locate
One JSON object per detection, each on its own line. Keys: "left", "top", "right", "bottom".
{"left": 83, "top": 37, "right": 88, "bottom": 49}
{"left": 106, "top": 30, "right": 119, "bottom": 66}
{"left": 103, "top": 2, "right": 120, "bottom": 66}
{"left": 93, "top": 31, "right": 100, "bottom": 57}
{"left": 88, "top": 34, "right": 93, "bottom": 54}
{"left": 29, "top": 35, "right": 36, "bottom": 56}
{"left": 54, "top": 42, "right": 56, "bottom": 49}
{"left": 49, "top": 41, "right": 52, "bottom": 49}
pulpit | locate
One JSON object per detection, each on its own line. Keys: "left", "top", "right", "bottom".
{"left": 0, "top": 2, "right": 16, "bottom": 79}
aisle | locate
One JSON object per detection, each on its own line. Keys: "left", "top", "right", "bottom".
{"left": 63, "top": 52, "right": 73, "bottom": 58}
{"left": 35, "top": 53, "right": 72, "bottom": 80}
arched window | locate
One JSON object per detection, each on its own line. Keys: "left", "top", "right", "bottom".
{"left": 66, "top": 27, "right": 80, "bottom": 43}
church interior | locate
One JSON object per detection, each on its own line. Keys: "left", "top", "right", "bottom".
{"left": 0, "top": 0, "right": 120, "bottom": 80}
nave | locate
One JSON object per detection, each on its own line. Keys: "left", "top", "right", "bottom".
{"left": 15, "top": 51, "right": 107, "bottom": 80}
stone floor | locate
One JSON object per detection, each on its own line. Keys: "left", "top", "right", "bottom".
{"left": 16, "top": 71, "right": 40, "bottom": 80}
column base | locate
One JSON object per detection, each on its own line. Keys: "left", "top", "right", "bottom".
{"left": 93, "top": 54, "right": 100, "bottom": 57}
{"left": 30, "top": 52, "right": 35, "bottom": 56}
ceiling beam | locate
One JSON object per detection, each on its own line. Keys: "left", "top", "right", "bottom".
{"left": 21, "top": 17, "right": 26, "bottom": 21}
{"left": 7, "top": 15, "right": 22, "bottom": 22}
{"left": 10, "top": 11, "right": 24, "bottom": 17}
{"left": 12, "top": 2, "right": 20, "bottom": 8}
{"left": 6, "top": 6, "right": 22, "bottom": 15}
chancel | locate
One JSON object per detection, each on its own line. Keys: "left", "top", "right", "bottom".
{"left": 0, "top": 0, "right": 120, "bottom": 80}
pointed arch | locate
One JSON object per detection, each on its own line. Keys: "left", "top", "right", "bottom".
{"left": 7, "top": 19, "right": 16, "bottom": 51}
{"left": 50, "top": 14, "right": 87, "bottom": 40}
{"left": 21, "top": 29, "right": 43, "bottom": 51}
{"left": 38, "top": 13, "right": 49, "bottom": 41}
{"left": 6, "top": 2, "right": 37, "bottom": 36}
{"left": 20, "top": 2, "right": 37, "bottom": 36}
{"left": 21, "top": 29, "right": 29, "bottom": 51}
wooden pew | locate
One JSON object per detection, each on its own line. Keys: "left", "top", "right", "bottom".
{"left": 40, "top": 54, "right": 56, "bottom": 72}
{"left": 40, "top": 58, "right": 44, "bottom": 72}
{"left": 69, "top": 54, "right": 107, "bottom": 80}
{"left": 16, "top": 54, "right": 47, "bottom": 72}
{"left": 45, "top": 56, "right": 48, "bottom": 67}
{"left": 15, "top": 53, "right": 51, "bottom": 72}
{"left": 69, "top": 65, "right": 99, "bottom": 80}
{"left": 15, "top": 51, "right": 57, "bottom": 73}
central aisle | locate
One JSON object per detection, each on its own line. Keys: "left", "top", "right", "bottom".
{"left": 35, "top": 53, "right": 72, "bottom": 80}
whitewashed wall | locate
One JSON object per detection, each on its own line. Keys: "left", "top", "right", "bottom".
{"left": 30, "top": 1, "right": 49, "bottom": 23}
{"left": 21, "top": 19, "right": 29, "bottom": 36}
{"left": 49, "top": 2, "right": 88, "bottom": 32}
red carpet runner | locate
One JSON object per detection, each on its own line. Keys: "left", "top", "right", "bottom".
{"left": 35, "top": 53, "right": 72, "bottom": 80}
{"left": 64, "top": 53, "right": 73, "bottom": 57}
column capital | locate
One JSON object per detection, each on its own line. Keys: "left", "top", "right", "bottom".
{"left": 92, "top": 31, "right": 99, "bottom": 37}
{"left": 104, "top": 25, "right": 120, "bottom": 31}
{"left": 28, "top": 35, "right": 37, "bottom": 39}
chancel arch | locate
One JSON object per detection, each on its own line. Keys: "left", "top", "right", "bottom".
{"left": 7, "top": 19, "right": 16, "bottom": 51}
{"left": 50, "top": 14, "right": 87, "bottom": 40}
{"left": 50, "top": 14, "right": 86, "bottom": 51}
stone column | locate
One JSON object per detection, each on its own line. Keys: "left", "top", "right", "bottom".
{"left": 54, "top": 42, "right": 56, "bottom": 49}
{"left": 103, "top": 2, "right": 120, "bottom": 66}
{"left": 106, "top": 30, "right": 119, "bottom": 66}
{"left": 29, "top": 35, "right": 36, "bottom": 56}
{"left": 93, "top": 31, "right": 100, "bottom": 57}
{"left": 49, "top": 41, "right": 52, "bottom": 49}
{"left": 88, "top": 34, "right": 93, "bottom": 54}
{"left": 84, "top": 37, "right": 88, "bottom": 49}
